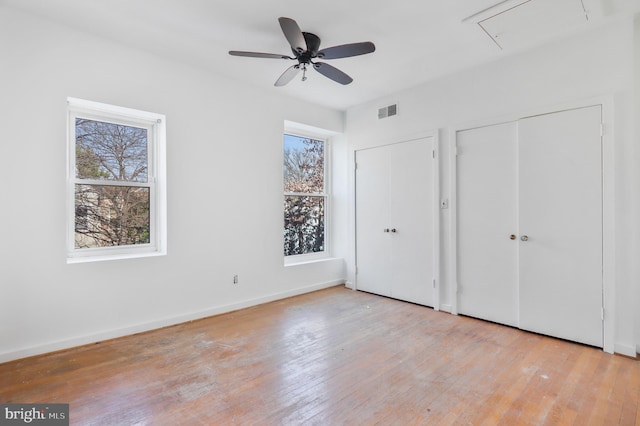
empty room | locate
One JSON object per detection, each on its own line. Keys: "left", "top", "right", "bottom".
{"left": 1, "top": 0, "right": 639, "bottom": 424}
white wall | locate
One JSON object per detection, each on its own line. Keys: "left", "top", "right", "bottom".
{"left": 345, "top": 18, "right": 639, "bottom": 355}
{"left": 0, "top": 7, "right": 347, "bottom": 362}
{"left": 634, "top": 15, "right": 640, "bottom": 355}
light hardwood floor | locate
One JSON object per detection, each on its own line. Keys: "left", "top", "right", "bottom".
{"left": 1, "top": 285, "right": 638, "bottom": 425}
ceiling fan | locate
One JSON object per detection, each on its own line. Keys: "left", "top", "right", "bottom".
{"left": 229, "top": 17, "right": 375, "bottom": 86}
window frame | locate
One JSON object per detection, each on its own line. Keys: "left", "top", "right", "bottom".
{"left": 283, "top": 131, "right": 331, "bottom": 264}
{"left": 66, "top": 97, "right": 166, "bottom": 263}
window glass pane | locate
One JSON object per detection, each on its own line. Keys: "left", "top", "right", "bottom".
{"left": 76, "top": 118, "right": 148, "bottom": 182}
{"left": 283, "top": 134, "right": 324, "bottom": 194}
{"left": 75, "top": 184, "right": 150, "bottom": 248}
{"left": 284, "top": 195, "right": 325, "bottom": 255}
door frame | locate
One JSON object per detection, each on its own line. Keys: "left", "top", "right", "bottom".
{"left": 449, "top": 96, "right": 615, "bottom": 353}
{"left": 353, "top": 132, "right": 441, "bottom": 310}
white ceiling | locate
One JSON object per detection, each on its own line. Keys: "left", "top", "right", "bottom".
{"left": 3, "top": 0, "right": 639, "bottom": 110}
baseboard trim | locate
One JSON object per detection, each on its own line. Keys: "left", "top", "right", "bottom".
{"left": 0, "top": 279, "right": 345, "bottom": 364}
{"left": 439, "top": 304, "right": 453, "bottom": 313}
{"left": 613, "top": 343, "right": 638, "bottom": 359}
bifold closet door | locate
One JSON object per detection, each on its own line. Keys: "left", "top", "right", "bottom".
{"left": 456, "top": 122, "right": 519, "bottom": 326}
{"left": 456, "top": 105, "right": 603, "bottom": 347}
{"left": 356, "top": 138, "right": 434, "bottom": 306}
{"left": 518, "top": 105, "right": 603, "bottom": 347}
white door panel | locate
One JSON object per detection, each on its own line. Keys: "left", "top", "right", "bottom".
{"left": 456, "top": 122, "right": 519, "bottom": 326}
{"left": 389, "top": 139, "right": 434, "bottom": 306}
{"left": 355, "top": 147, "right": 391, "bottom": 297}
{"left": 518, "top": 106, "right": 603, "bottom": 347}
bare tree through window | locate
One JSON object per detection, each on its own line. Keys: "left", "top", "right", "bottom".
{"left": 74, "top": 118, "right": 150, "bottom": 248}
{"left": 283, "top": 134, "right": 326, "bottom": 256}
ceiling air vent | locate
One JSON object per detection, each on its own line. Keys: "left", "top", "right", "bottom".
{"left": 378, "top": 104, "right": 398, "bottom": 119}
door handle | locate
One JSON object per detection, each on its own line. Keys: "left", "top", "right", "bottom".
{"left": 520, "top": 235, "right": 529, "bottom": 241}
{"left": 510, "top": 234, "right": 516, "bottom": 240}
{"left": 384, "top": 228, "right": 390, "bottom": 233}
{"left": 391, "top": 228, "right": 397, "bottom": 233}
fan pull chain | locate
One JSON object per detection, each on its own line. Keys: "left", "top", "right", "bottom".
{"left": 301, "top": 64, "right": 308, "bottom": 81}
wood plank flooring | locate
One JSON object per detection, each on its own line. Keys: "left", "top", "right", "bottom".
{"left": 1, "top": 285, "right": 638, "bottom": 425}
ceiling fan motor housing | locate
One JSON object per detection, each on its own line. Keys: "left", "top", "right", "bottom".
{"left": 294, "top": 32, "right": 321, "bottom": 62}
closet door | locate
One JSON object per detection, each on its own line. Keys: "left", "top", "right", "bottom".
{"left": 355, "top": 138, "right": 435, "bottom": 306}
{"left": 355, "top": 146, "right": 392, "bottom": 298}
{"left": 518, "top": 106, "right": 603, "bottom": 347}
{"left": 456, "top": 122, "right": 519, "bottom": 326}
{"left": 388, "top": 139, "right": 434, "bottom": 305}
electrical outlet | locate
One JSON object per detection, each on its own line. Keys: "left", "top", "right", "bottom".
{"left": 233, "top": 274, "right": 239, "bottom": 284}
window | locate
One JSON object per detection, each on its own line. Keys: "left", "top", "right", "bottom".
{"left": 67, "top": 98, "right": 166, "bottom": 263}
{"left": 283, "top": 133, "right": 328, "bottom": 258}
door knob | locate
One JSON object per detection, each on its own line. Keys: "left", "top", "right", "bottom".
{"left": 384, "top": 228, "right": 390, "bottom": 233}
{"left": 509, "top": 234, "right": 516, "bottom": 240}
{"left": 391, "top": 228, "right": 397, "bottom": 233}
{"left": 520, "top": 235, "right": 529, "bottom": 241}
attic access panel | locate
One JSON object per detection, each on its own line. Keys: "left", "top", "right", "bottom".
{"left": 478, "top": 0, "right": 589, "bottom": 50}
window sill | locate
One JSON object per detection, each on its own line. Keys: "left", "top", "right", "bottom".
{"left": 284, "top": 256, "right": 339, "bottom": 267}
{"left": 67, "top": 250, "right": 166, "bottom": 264}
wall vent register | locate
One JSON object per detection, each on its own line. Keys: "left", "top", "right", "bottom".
{"left": 378, "top": 104, "right": 398, "bottom": 119}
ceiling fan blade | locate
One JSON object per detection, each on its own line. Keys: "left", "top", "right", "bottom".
{"left": 317, "top": 42, "right": 376, "bottom": 59}
{"left": 313, "top": 62, "right": 353, "bottom": 85}
{"left": 275, "top": 64, "right": 300, "bottom": 87}
{"left": 229, "top": 51, "right": 293, "bottom": 59}
{"left": 278, "top": 17, "right": 307, "bottom": 53}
